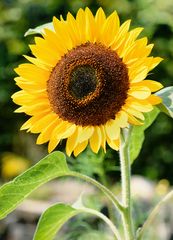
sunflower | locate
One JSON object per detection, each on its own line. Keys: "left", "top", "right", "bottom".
{"left": 12, "top": 8, "right": 163, "bottom": 156}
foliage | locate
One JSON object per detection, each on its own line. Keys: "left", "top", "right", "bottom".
{"left": 0, "top": 152, "right": 121, "bottom": 239}
{"left": 0, "top": 149, "right": 173, "bottom": 239}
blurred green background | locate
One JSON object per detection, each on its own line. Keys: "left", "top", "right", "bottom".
{"left": 0, "top": 0, "right": 173, "bottom": 183}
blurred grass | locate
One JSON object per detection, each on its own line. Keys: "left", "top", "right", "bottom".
{"left": 0, "top": 0, "right": 173, "bottom": 184}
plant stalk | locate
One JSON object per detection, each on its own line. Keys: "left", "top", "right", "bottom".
{"left": 119, "top": 130, "right": 135, "bottom": 240}
{"left": 80, "top": 207, "right": 121, "bottom": 240}
{"left": 69, "top": 171, "right": 123, "bottom": 213}
{"left": 137, "top": 190, "right": 173, "bottom": 240}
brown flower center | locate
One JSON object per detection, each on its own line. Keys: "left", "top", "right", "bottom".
{"left": 47, "top": 42, "right": 129, "bottom": 126}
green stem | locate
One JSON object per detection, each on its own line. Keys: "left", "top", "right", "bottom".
{"left": 137, "top": 190, "right": 173, "bottom": 240}
{"left": 99, "top": 172, "right": 118, "bottom": 225}
{"left": 80, "top": 207, "right": 121, "bottom": 240}
{"left": 69, "top": 171, "right": 123, "bottom": 213}
{"left": 120, "top": 130, "right": 135, "bottom": 240}
{"left": 69, "top": 171, "right": 123, "bottom": 240}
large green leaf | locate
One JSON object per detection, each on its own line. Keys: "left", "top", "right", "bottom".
{"left": 156, "top": 86, "right": 173, "bottom": 118}
{"left": 0, "top": 151, "right": 69, "bottom": 219}
{"left": 128, "top": 107, "right": 160, "bottom": 163}
{"left": 0, "top": 151, "right": 121, "bottom": 220}
{"left": 33, "top": 203, "right": 79, "bottom": 240}
{"left": 33, "top": 202, "right": 120, "bottom": 240}
{"left": 24, "top": 22, "right": 54, "bottom": 36}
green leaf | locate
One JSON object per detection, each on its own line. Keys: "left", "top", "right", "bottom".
{"left": 33, "top": 203, "right": 79, "bottom": 240}
{"left": 128, "top": 107, "right": 160, "bottom": 163}
{"left": 156, "top": 86, "right": 173, "bottom": 118}
{"left": 24, "top": 22, "right": 53, "bottom": 36}
{"left": 0, "top": 151, "right": 69, "bottom": 219}
{"left": 33, "top": 202, "right": 120, "bottom": 240}
{"left": 0, "top": 151, "right": 122, "bottom": 220}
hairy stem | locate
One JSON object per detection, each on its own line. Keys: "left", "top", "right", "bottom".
{"left": 120, "top": 129, "right": 135, "bottom": 240}
{"left": 69, "top": 171, "right": 123, "bottom": 213}
{"left": 80, "top": 207, "right": 121, "bottom": 240}
{"left": 69, "top": 171, "right": 123, "bottom": 239}
{"left": 99, "top": 171, "right": 118, "bottom": 225}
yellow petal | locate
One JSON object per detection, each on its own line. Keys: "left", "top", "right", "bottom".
{"left": 29, "top": 44, "right": 58, "bottom": 67}
{"left": 148, "top": 57, "right": 163, "bottom": 71}
{"left": 107, "top": 137, "right": 119, "bottom": 151}
{"left": 123, "top": 106, "right": 144, "bottom": 120}
{"left": 34, "top": 36, "right": 60, "bottom": 57}
{"left": 55, "top": 123, "right": 76, "bottom": 140}
{"left": 23, "top": 55, "right": 52, "bottom": 71}
{"left": 128, "top": 43, "right": 154, "bottom": 61}
{"left": 53, "top": 17, "right": 73, "bottom": 50}
{"left": 147, "top": 95, "right": 162, "bottom": 105}
{"left": 20, "top": 117, "right": 36, "bottom": 131}
{"left": 48, "top": 121, "right": 67, "bottom": 152}
{"left": 124, "top": 37, "right": 148, "bottom": 64}
{"left": 127, "top": 57, "right": 146, "bottom": 72}
{"left": 43, "top": 28, "right": 68, "bottom": 55}
{"left": 36, "top": 118, "right": 60, "bottom": 144}
{"left": 29, "top": 113, "right": 57, "bottom": 133}
{"left": 90, "top": 126, "right": 102, "bottom": 153}
{"left": 118, "top": 27, "right": 143, "bottom": 58}
{"left": 14, "top": 106, "right": 26, "bottom": 113}
{"left": 127, "top": 114, "right": 143, "bottom": 125}
{"left": 128, "top": 100, "right": 153, "bottom": 112}
{"left": 20, "top": 110, "right": 50, "bottom": 131}
{"left": 77, "top": 126, "right": 94, "bottom": 143}
{"left": 100, "top": 125, "right": 106, "bottom": 152}
{"left": 111, "top": 20, "right": 131, "bottom": 50}
{"left": 15, "top": 79, "right": 46, "bottom": 92}
{"left": 48, "top": 138, "right": 60, "bottom": 153}
{"left": 73, "top": 140, "right": 88, "bottom": 156}
{"left": 95, "top": 7, "right": 106, "bottom": 29}
{"left": 85, "top": 7, "right": 96, "bottom": 42}
{"left": 19, "top": 101, "right": 50, "bottom": 115}
{"left": 12, "top": 91, "right": 47, "bottom": 105}
{"left": 34, "top": 36, "right": 62, "bottom": 62}
{"left": 66, "top": 128, "right": 79, "bottom": 156}
{"left": 116, "top": 111, "right": 129, "bottom": 128}
{"left": 129, "top": 67, "right": 148, "bottom": 83}
{"left": 12, "top": 90, "right": 34, "bottom": 105}
{"left": 105, "top": 119, "right": 120, "bottom": 140}
{"left": 132, "top": 80, "right": 163, "bottom": 92}
{"left": 75, "top": 8, "right": 87, "bottom": 44}
{"left": 101, "top": 11, "right": 120, "bottom": 46}
{"left": 128, "top": 86, "right": 151, "bottom": 99}
{"left": 15, "top": 63, "right": 50, "bottom": 83}
{"left": 66, "top": 12, "right": 81, "bottom": 45}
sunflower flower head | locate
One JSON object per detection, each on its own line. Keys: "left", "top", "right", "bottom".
{"left": 12, "top": 8, "right": 163, "bottom": 156}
